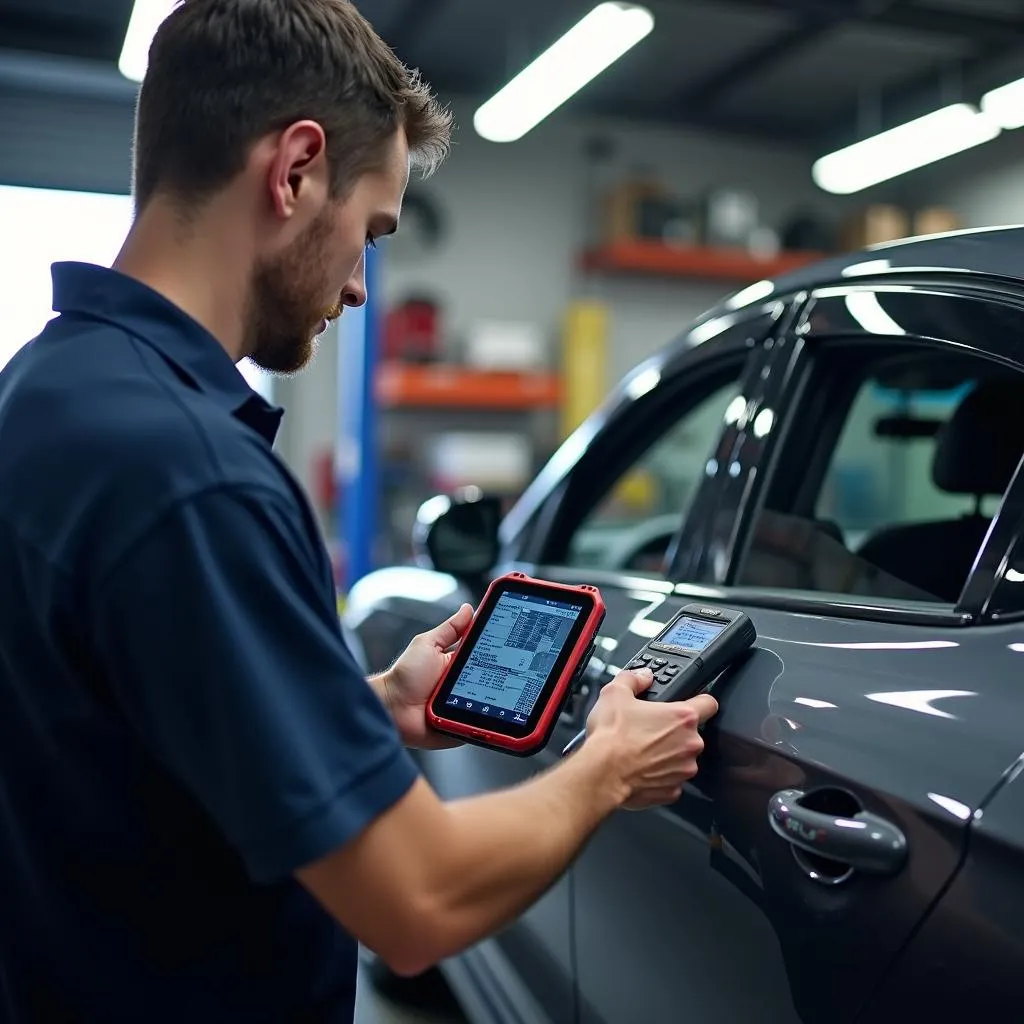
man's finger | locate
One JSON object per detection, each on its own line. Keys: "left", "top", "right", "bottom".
{"left": 618, "top": 667, "right": 654, "bottom": 695}
{"left": 427, "top": 603, "right": 474, "bottom": 650}
{"left": 684, "top": 693, "right": 720, "bottom": 724}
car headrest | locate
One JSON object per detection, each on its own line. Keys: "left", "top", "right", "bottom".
{"left": 933, "top": 379, "right": 1024, "bottom": 496}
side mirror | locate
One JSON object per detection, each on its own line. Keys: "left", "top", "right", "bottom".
{"left": 413, "top": 488, "right": 502, "bottom": 577}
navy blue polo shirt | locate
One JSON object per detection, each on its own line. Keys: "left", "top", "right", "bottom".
{"left": 0, "top": 262, "right": 418, "bottom": 1023}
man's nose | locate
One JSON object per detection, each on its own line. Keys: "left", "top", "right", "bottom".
{"left": 342, "top": 252, "right": 367, "bottom": 308}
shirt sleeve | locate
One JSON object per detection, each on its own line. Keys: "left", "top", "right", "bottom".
{"left": 89, "top": 483, "right": 419, "bottom": 883}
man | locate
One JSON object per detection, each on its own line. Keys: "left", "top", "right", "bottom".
{"left": 0, "top": 2, "right": 717, "bottom": 1022}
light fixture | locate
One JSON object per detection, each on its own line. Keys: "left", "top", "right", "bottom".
{"left": 981, "top": 76, "right": 1024, "bottom": 130}
{"left": 119, "top": 0, "right": 179, "bottom": 83}
{"left": 812, "top": 103, "right": 1001, "bottom": 195}
{"left": 473, "top": 2, "right": 654, "bottom": 143}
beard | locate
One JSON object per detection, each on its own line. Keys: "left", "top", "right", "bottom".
{"left": 245, "top": 207, "right": 342, "bottom": 375}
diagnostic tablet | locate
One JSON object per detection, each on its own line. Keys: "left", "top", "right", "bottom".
{"left": 427, "top": 572, "right": 605, "bottom": 756}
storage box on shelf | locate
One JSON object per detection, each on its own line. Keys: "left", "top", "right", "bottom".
{"left": 373, "top": 362, "right": 562, "bottom": 566}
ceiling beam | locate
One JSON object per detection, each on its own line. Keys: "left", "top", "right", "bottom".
{"left": 0, "top": 48, "right": 137, "bottom": 103}
{"left": 661, "top": 0, "right": 904, "bottom": 113}
{"left": 0, "top": 10, "right": 114, "bottom": 62}
{"left": 705, "top": 0, "right": 1024, "bottom": 44}
{"left": 812, "top": 34, "right": 1024, "bottom": 154}
{"left": 385, "top": 0, "right": 449, "bottom": 65}
{"left": 572, "top": 92, "right": 812, "bottom": 145}
{"left": 665, "top": 18, "right": 837, "bottom": 111}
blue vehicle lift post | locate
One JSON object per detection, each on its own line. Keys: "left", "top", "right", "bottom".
{"left": 336, "top": 244, "right": 381, "bottom": 595}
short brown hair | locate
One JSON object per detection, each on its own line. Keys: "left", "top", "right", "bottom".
{"left": 132, "top": 0, "right": 452, "bottom": 211}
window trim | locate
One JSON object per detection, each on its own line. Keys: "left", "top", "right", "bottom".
{"left": 970, "top": 454, "right": 1024, "bottom": 623}
{"left": 720, "top": 284, "right": 1024, "bottom": 624}
{"left": 534, "top": 345, "right": 758, "bottom": 572}
{"left": 672, "top": 580, "right": 970, "bottom": 628}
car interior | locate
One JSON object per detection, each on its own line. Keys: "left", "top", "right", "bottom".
{"left": 855, "top": 377, "right": 1024, "bottom": 601}
{"left": 568, "top": 347, "right": 1024, "bottom": 607}
{"left": 741, "top": 350, "right": 1024, "bottom": 604}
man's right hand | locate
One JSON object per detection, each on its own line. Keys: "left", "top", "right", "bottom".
{"left": 298, "top": 666, "right": 718, "bottom": 977}
{"left": 583, "top": 667, "right": 718, "bottom": 810}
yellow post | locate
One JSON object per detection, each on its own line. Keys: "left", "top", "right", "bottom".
{"left": 560, "top": 299, "right": 610, "bottom": 439}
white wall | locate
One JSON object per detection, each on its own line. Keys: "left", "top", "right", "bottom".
{"left": 381, "top": 97, "right": 845, "bottom": 382}
{"left": 280, "top": 99, "right": 850, "bottom": 493}
{"left": 0, "top": 85, "right": 850, "bottom": 497}
{"left": 906, "top": 127, "right": 1024, "bottom": 228}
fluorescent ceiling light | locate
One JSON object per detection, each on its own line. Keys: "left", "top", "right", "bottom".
{"left": 981, "top": 77, "right": 1024, "bottom": 130}
{"left": 119, "top": 0, "right": 179, "bottom": 83}
{"left": 473, "top": 2, "right": 654, "bottom": 143}
{"left": 812, "top": 103, "right": 1001, "bottom": 195}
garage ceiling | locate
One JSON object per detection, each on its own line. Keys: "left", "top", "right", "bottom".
{"left": 1, "top": 0, "right": 1023, "bottom": 148}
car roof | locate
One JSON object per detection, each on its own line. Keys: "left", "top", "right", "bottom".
{"left": 698, "top": 224, "right": 1024, "bottom": 328}
{"left": 501, "top": 226, "right": 1024, "bottom": 547}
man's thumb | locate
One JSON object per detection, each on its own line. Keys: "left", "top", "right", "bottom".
{"left": 618, "top": 665, "right": 654, "bottom": 695}
{"left": 427, "top": 603, "right": 474, "bottom": 650}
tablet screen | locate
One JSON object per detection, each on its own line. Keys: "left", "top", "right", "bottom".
{"left": 445, "top": 591, "right": 585, "bottom": 724}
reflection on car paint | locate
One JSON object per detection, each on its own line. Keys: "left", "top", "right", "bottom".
{"left": 625, "top": 366, "right": 661, "bottom": 400}
{"left": 345, "top": 565, "right": 459, "bottom": 626}
{"left": 927, "top": 792, "right": 972, "bottom": 821}
{"left": 864, "top": 689, "right": 977, "bottom": 719}
{"left": 760, "top": 637, "right": 959, "bottom": 650}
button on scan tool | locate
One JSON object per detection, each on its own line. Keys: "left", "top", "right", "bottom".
{"left": 563, "top": 603, "right": 757, "bottom": 758}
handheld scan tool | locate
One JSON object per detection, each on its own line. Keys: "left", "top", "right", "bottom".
{"left": 561, "top": 603, "right": 756, "bottom": 757}
{"left": 427, "top": 572, "right": 606, "bottom": 757}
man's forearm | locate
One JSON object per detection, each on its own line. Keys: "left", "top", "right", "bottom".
{"left": 297, "top": 737, "right": 628, "bottom": 976}
{"left": 414, "top": 735, "right": 628, "bottom": 964}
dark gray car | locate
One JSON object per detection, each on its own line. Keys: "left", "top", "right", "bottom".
{"left": 345, "top": 225, "right": 1024, "bottom": 1024}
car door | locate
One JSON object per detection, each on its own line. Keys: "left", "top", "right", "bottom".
{"left": 567, "top": 282, "right": 1024, "bottom": 1024}
{"left": 499, "top": 303, "right": 792, "bottom": 1023}
{"left": 345, "top": 303, "right": 779, "bottom": 1023}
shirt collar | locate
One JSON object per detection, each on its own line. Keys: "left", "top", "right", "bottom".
{"left": 50, "top": 261, "right": 284, "bottom": 445}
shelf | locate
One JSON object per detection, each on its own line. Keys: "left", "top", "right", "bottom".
{"left": 578, "top": 240, "right": 828, "bottom": 282}
{"left": 376, "top": 364, "right": 562, "bottom": 410}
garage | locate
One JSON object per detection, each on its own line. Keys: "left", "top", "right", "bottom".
{"left": 2, "top": 2, "right": 1024, "bottom": 1023}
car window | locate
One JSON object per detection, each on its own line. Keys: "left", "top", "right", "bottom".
{"left": 816, "top": 381, "right": 999, "bottom": 551}
{"left": 735, "top": 345, "right": 1024, "bottom": 605}
{"left": 564, "top": 380, "right": 739, "bottom": 573}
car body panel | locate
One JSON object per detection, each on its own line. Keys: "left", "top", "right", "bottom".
{"left": 854, "top": 754, "right": 1024, "bottom": 1022}
{"left": 561, "top": 583, "right": 1024, "bottom": 1024}
{"left": 345, "top": 226, "right": 1024, "bottom": 1023}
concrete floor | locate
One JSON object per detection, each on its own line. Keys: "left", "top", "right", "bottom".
{"left": 354, "top": 964, "right": 468, "bottom": 1024}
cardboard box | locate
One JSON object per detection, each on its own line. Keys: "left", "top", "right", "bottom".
{"left": 913, "top": 207, "right": 962, "bottom": 238}
{"left": 841, "top": 205, "right": 910, "bottom": 250}
{"left": 464, "top": 320, "right": 546, "bottom": 372}
{"left": 602, "top": 178, "right": 668, "bottom": 243}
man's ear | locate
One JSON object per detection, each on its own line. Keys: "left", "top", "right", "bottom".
{"left": 267, "top": 120, "right": 329, "bottom": 219}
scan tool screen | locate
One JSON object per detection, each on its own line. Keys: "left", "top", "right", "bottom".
{"left": 658, "top": 615, "right": 727, "bottom": 652}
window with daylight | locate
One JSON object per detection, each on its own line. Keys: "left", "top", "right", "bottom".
{"left": 0, "top": 184, "right": 272, "bottom": 399}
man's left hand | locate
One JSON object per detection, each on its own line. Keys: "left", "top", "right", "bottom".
{"left": 375, "top": 604, "right": 474, "bottom": 749}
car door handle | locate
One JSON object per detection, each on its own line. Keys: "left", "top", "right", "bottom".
{"left": 768, "top": 789, "right": 908, "bottom": 876}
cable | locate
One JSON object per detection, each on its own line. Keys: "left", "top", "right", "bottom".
{"left": 567, "top": 865, "right": 581, "bottom": 1024}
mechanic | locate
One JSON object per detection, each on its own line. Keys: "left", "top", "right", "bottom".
{"left": 0, "top": 2, "right": 718, "bottom": 1022}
